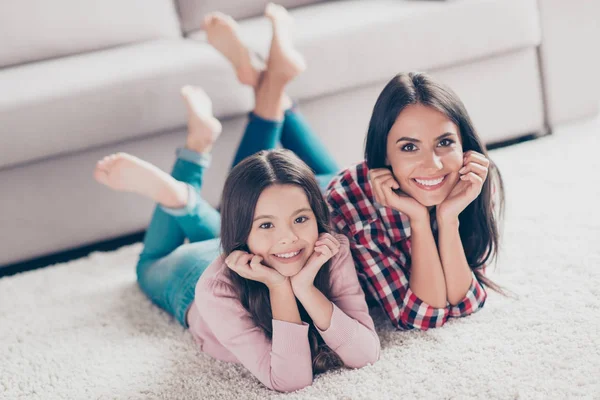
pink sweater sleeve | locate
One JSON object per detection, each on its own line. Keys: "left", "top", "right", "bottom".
{"left": 196, "top": 277, "right": 313, "bottom": 392}
{"left": 316, "top": 235, "right": 381, "bottom": 368}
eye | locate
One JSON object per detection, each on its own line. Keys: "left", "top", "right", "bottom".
{"left": 259, "top": 222, "right": 273, "bottom": 229}
{"left": 294, "top": 216, "right": 309, "bottom": 224}
{"left": 401, "top": 143, "right": 417, "bottom": 152}
{"left": 438, "top": 138, "right": 455, "bottom": 147}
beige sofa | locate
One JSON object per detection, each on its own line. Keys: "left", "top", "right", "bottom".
{"left": 0, "top": 0, "right": 598, "bottom": 268}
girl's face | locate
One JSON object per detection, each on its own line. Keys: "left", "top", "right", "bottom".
{"left": 246, "top": 184, "right": 319, "bottom": 277}
{"left": 386, "top": 104, "right": 464, "bottom": 207}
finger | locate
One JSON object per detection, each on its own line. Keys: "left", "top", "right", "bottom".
{"left": 317, "top": 237, "right": 337, "bottom": 252}
{"left": 237, "top": 254, "right": 254, "bottom": 268}
{"left": 381, "top": 184, "right": 397, "bottom": 209}
{"left": 380, "top": 175, "right": 400, "bottom": 190}
{"left": 460, "top": 171, "right": 484, "bottom": 186}
{"left": 464, "top": 151, "right": 490, "bottom": 167}
{"left": 382, "top": 184, "right": 413, "bottom": 212}
{"left": 324, "top": 233, "right": 341, "bottom": 249}
{"left": 373, "top": 172, "right": 396, "bottom": 204}
{"left": 226, "top": 258, "right": 247, "bottom": 274}
{"left": 370, "top": 170, "right": 389, "bottom": 182}
{"left": 372, "top": 171, "right": 394, "bottom": 185}
{"left": 225, "top": 253, "right": 238, "bottom": 268}
{"left": 318, "top": 233, "right": 340, "bottom": 249}
{"left": 369, "top": 168, "right": 392, "bottom": 180}
{"left": 459, "top": 162, "right": 488, "bottom": 179}
{"left": 371, "top": 177, "right": 386, "bottom": 206}
{"left": 314, "top": 245, "right": 333, "bottom": 259}
{"left": 463, "top": 172, "right": 485, "bottom": 198}
{"left": 249, "top": 255, "right": 263, "bottom": 267}
{"left": 228, "top": 250, "right": 247, "bottom": 266}
{"left": 233, "top": 263, "right": 253, "bottom": 279}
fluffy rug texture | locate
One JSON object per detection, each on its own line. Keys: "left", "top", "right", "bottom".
{"left": 2, "top": 117, "right": 599, "bottom": 400}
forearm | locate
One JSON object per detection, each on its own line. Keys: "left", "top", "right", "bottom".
{"left": 409, "top": 217, "right": 447, "bottom": 308}
{"left": 270, "top": 279, "right": 303, "bottom": 325}
{"left": 437, "top": 216, "right": 474, "bottom": 306}
{"left": 294, "top": 286, "right": 334, "bottom": 331}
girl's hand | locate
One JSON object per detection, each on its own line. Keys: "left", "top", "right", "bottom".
{"left": 369, "top": 168, "right": 429, "bottom": 223}
{"left": 225, "top": 250, "right": 287, "bottom": 289}
{"left": 438, "top": 151, "right": 489, "bottom": 221}
{"left": 290, "top": 233, "right": 340, "bottom": 294}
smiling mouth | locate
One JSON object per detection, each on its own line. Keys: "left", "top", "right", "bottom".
{"left": 412, "top": 175, "right": 448, "bottom": 190}
{"left": 272, "top": 248, "right": 304, "bottom": 263}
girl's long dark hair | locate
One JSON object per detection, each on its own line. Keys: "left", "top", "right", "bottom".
{"left": 365, "top": 72, "right": 505, "bottom": 293}
{"left": 220, "top": 149, "right": 344, "bottom": 374}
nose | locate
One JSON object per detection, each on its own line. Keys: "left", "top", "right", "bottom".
{"left": 422, "top": 151, "right": 444, "bottom": 171}
{"left": 278, "top": 226, "right": 299, "bottom": 245}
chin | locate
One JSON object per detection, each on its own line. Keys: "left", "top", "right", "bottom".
{"left": 418, "top": 198, "right": 441, "bottom": 207}
{"left": 271, "top": 261, "right": 304, "bottom": 277}
{"left": 279, "top": 267, "right": 304, "bottom": 277}
{"left": 407, "top": 191, "right": 443, "bottom": 207}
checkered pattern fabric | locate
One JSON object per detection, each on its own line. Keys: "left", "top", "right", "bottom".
{"left": 325, "top": 161, "right": 487, "bottom": 330}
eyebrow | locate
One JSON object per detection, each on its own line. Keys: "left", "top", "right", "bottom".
{"left": 395, "top": 132, "right": 456, "bottom": 144}
{"left": 253, "top": 207, "right": 313, "bottom": 222}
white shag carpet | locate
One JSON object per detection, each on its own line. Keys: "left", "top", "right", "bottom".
{"left": 2, "top": 117, "right": 600, "bottom": 400}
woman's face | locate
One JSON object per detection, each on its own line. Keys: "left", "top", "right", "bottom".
{"left": 385, "top": 104, "right": 464, "bottom": 207}
{"left": 246, "top": 184, "right": 319, "bottom": 277}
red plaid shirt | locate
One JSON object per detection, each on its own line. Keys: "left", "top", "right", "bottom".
{"left": 325, "top": 161, "right": 487, "bottom": 330}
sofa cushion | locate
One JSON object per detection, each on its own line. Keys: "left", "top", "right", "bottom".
{"left": 175, "top": 0, "right": 327, "bottom": 35}
{"left": 0, "top": 0, "right": 181, "bottom": 68}
{"left": 0, "top": 40, "right": 254, "bottom": 169}
{"left": 190, "top": 0, "right": 541, "bottom": 101}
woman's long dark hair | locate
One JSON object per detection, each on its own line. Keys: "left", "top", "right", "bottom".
{"left": 365, "top": 72, "right": 505, "bottom": 293}
{"left": 220, "top": 149, "right": 344, "bottom": 374}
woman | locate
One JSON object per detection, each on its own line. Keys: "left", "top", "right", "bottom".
{"left": 326, "top": 72, "right": 505, "bottom": 330}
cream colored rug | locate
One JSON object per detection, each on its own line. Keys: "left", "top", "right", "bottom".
{"left": 2, "top": 116, "right": 599, "bottom": 400}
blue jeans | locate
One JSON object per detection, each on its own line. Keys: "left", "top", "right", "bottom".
{"left": 136, "top": 108, "right": 339, "bottom": 327}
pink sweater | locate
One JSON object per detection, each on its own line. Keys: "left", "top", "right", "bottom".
{"left": 187, "top": 234, "right": 380, "bottom": 392}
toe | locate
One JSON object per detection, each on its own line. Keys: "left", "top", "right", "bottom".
{"left": 93, "top": 167, "right": 109, "bottom": 185}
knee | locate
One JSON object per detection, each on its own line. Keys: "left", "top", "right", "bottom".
{"left": 135, "top": 257, "right": 153, "bottom": 289}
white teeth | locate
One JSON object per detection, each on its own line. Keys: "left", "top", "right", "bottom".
{"left": 275, "top": 250, "right": 300, "bottom": 259}
{"left": 415, "top": 177, "right": 444, "bottom": 186}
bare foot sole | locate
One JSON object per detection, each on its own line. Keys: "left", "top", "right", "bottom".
{"left": 93, "top": 153, "right": 188, "bottom": 209}
{"left": 204, "top": 12, "right": 264, "bottom": 86}
{"left": 264, "top": 3, "right": 306, "bottom": 82}
{"left": 180, "top": 86, "right": 222, "bottom": 153}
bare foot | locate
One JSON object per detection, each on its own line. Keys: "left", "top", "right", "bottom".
{"left": 204, "top": 12, "right": 264, "bottom": 87}
{"left": 264, "top": 3, "right": 306, "bottom": 82}
{"left": 181, "top": 86, "right": 222, "bottom": 154}
{"left": 94, "top": 153, "right": 188, "bottom": 209}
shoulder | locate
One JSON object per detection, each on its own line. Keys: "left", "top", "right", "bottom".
{"left": 325, "top": 161, "right": 370, "bottom": 204}
{"left": 325, "top": 162, "right": 379, "bottom": 233}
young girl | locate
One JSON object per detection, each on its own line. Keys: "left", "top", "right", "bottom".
{"left": 325, "top": 72, "right": 505, "bottom": 331}
{"left": 94, "top": 5, "right": 379, "bottom": 393}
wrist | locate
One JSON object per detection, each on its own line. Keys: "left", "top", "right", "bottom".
{"left": 267, "top": 277, "right": 292, "bottom": 292}
{"left": 437, "top": 213, "right": 460, "bottom": 228}
{"left": 410, "top": 213, "right": 431, "bottom": 231}
{"left": 293, "top": 284, "right": 318, "bottom": 301}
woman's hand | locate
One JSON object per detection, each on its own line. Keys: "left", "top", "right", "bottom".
{"left": 438, "top": 150, "right": 489, "bottom": 221}
{"left": 369, "top": 168, "right": 429, "bottom": 223}
{"left": 290, "top": 233, "right": 340, "bottom": 295}
{"left": 225, "top": 250, "right": 287, "bottom": 289}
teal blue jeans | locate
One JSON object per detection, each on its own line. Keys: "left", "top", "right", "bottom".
{"left": 136, "top": 108, "right": 339, "bottom": 327}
